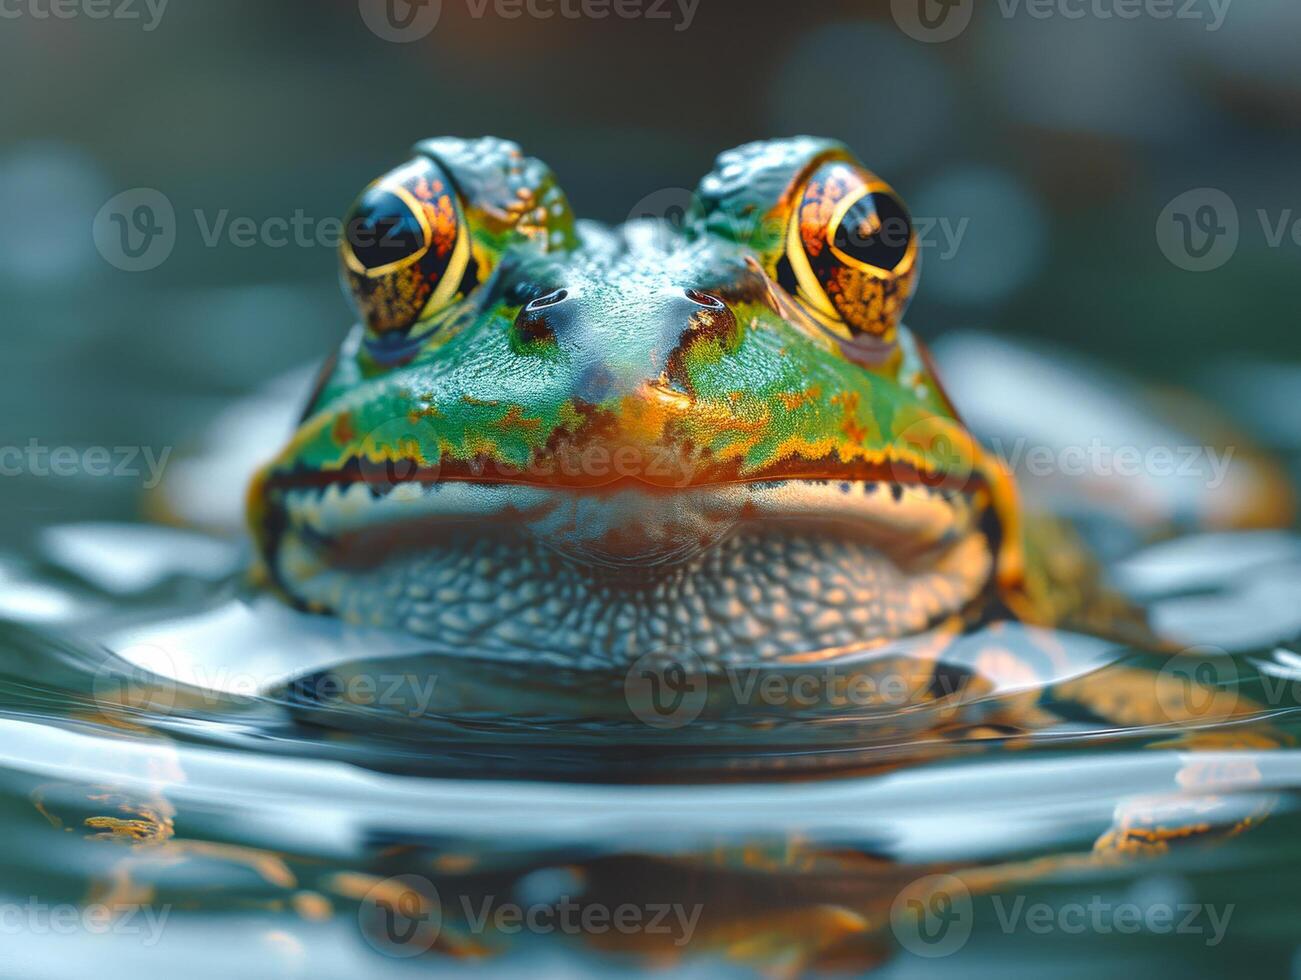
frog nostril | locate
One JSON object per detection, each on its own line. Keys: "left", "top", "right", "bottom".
{"left": 684, "top": 289, "right": 726, "bottom": 310}
{"left": 523, "top": 288, "right": 569, "bottom": 313}
{"left": 513, "top": 289, "right": 568, "bottom": 347}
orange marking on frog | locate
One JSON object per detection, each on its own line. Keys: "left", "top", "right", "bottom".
{"left": 428, "top": 193, "right": 458, "bottom": 259}
{"left": 330, "top": 413, "right": 356, "bottom": 446}
{"left": 832, "top": 390, "right": 868, "bottom": 444}
{"left": 492, "top": 405, "right": 544, "bottom": 433}
{"left": 779, "top": 385, "right": 822, "bottom": 412}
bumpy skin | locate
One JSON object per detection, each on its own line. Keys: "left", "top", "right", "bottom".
{"left": 248, "top": 137, "right": 1064, "bottom": 668}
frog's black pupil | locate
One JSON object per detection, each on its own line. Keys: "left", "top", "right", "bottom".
{"left": 832, "top": 193, "right": 912, "bottom": 271}
{"left": 347, "top": 190, "right": 426, "bottom": 269}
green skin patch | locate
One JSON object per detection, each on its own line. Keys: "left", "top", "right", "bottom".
{"left": 269, "top": 299, "right": 967, "bottom": 487}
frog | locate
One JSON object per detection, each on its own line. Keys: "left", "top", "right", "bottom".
{"left": 23, "top": 137, "right": 1299, "bottom": 977}
{"left": 246, "top": 135, "right": 1159, "bottom": 670}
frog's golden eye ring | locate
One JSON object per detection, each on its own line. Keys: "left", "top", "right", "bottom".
{"left": 784, "top": 161, "right": 919, "bottom": 344}
{"left": 340, "top": 156, "right": 472, "bottom": 339}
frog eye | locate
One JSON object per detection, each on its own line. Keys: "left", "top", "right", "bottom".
{"left": 340, "top": 156, "right": 473, "bottom": 341}
{"left": 783, "top": 161, "right": 919, "bottom": 343}
{"left": 340, "top": 139, "right": 578, "bottom": 364}
{"left": 692, "top": 140, "right": 919, "bottom": 345}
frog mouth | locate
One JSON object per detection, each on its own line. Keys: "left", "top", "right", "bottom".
{"left": 252, "top": 464, "right": 1006, "bottom": 667}
{"left": 259, "top": 461, "right": 987, "bottom": 560}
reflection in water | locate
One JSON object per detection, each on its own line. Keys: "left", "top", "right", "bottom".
{"left": 0, "top": 525, "right": 1299, "bottom": 977}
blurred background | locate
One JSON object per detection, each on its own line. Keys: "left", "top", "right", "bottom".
{"left": 1, "top": 0, "right": 1298, "bottom": 538}
{"left": 1, "top": 10, "right": 1299, "bottom": 975}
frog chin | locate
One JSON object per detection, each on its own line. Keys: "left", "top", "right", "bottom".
{"left": 259, "top": 475, "right": 999, "bottom": 669}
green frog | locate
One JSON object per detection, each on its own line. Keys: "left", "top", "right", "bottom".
{"left": 31, "top": 138, "right": 1298, "bottom": 977}
{"left": 247, "top": 135, "right": 1163, "bottom": 668}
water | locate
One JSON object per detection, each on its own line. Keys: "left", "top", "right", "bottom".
{"left": 0, "top": 522, "right": 1299, "bottom": 978}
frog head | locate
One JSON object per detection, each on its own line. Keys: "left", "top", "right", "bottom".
{"left": 248, "top": 137, "right": 1023, "bottom": 668}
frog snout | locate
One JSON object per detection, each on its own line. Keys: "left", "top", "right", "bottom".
{"left": 510, "top": 283, "right": 735, "bottom": 401}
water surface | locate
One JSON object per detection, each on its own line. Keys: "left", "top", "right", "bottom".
{"left": 1, "top": 522, "right": 1300, "bottom": 977}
